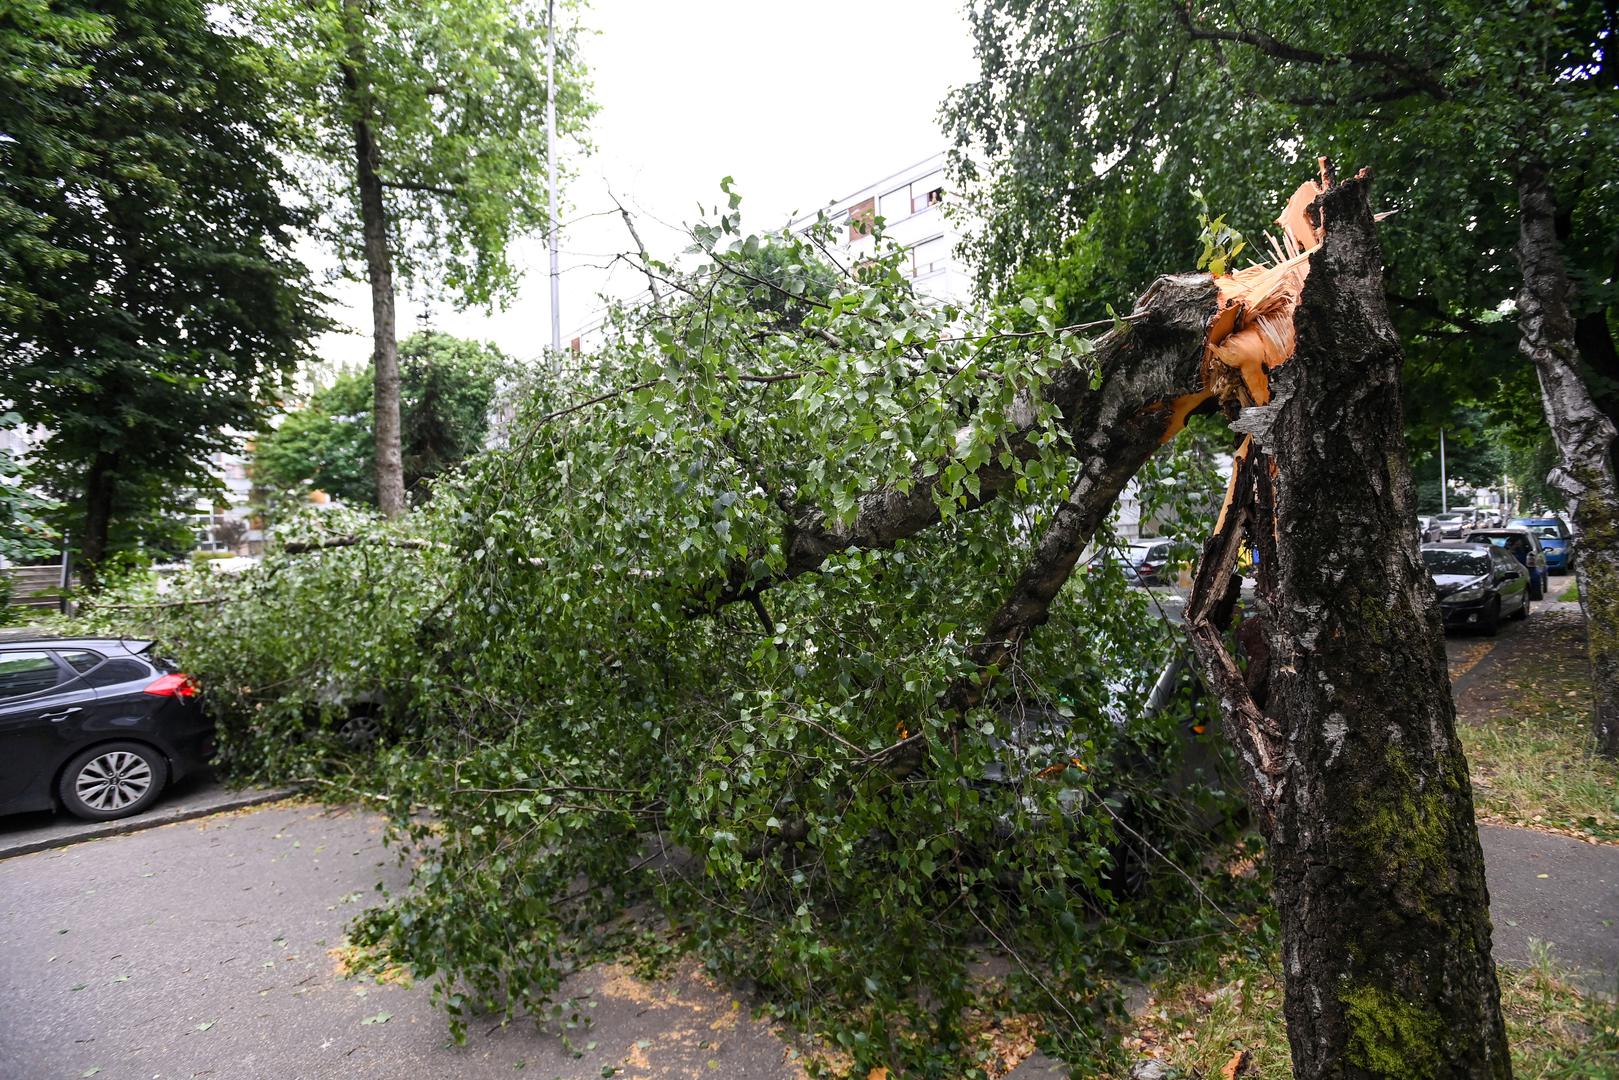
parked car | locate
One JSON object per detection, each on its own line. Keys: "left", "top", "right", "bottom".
{"left": 1432, "top": 511, "right": 1471, "bottom": 539}
{"left": 1463, "top": 527, "right": 1548, "bottom": 600}
{"left": 1122, "top": 539, "right": 1180, "bottom": 586}
{"left": 1511, "top": 516, "right": 1573, "bottom": 574}
{"left": 1421, "top": 543, "right": 1530, "bottom": 635}
{"left": 0, "top": 636, "right": 212, "bottom": 821}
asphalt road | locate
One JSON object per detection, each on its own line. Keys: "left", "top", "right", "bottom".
{"left": 0, "top": 804, "right": 806, "bottom": 1080}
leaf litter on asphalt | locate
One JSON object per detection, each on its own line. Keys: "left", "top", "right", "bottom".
{"left": 361, "top": 1010, "right": 392, "bottom": 1025}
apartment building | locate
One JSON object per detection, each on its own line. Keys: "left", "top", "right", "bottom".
{"left": 784, "top": 151, "right": 971, "bottom": 304}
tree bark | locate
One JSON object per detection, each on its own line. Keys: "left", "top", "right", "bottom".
{"left": 78, "top": 449, "right": 117, "bottom": 587}
{"left": 1186, "top": 173, "right": 1512, "bottom": 1077}
{"left": 340, "top": 0, "right": 405, "bottom": 518}
{"left": 1516, "top": 163, "right": 1619, "bottom": 758}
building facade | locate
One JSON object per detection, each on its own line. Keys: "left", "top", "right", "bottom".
{"left": 784, "top": 151, "right": 971, "bottom": 305}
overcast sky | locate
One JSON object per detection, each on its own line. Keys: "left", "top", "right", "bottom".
{"left": 315, "top": 0, "right": 979, "bottom": 371}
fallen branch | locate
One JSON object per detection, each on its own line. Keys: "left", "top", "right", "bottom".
{"left": 281, "top": 536, "right": 435, "bottom": 554}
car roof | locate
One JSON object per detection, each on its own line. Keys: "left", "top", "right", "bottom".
{"left": 1465, "top": 527, "right": 1532, "bottom": 536}
{"left": 1511, "top": 517, "right": 1563, "bottom": 525}
{"left": 1421, "top": 542, "right": 1494, "bottom": 553}
{"left": 0, "top": 633, "right": 152, "bottom": 653}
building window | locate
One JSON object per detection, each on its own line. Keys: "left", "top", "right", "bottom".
{"left": 908, "top": 235, "right": 949, "bottom": 278}
{"left": 847, "top": 197, "right": 876, "bottom": 241}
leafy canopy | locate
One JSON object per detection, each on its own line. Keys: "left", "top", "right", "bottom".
{"left": 0, "top": 0, "right": 327, "bottom": 561}
{"left": 945, "top": 0, "right": 1618, "bottom": 473}
{"left": 250, "top": 0, "right": 594, "bottom": 305}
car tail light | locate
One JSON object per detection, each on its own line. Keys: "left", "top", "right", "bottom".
{"left": 144, "top": 673, "right": 199, "bottom": 698}
{"left": 1139, "top": 563, "right": 1158, "bottom": 573}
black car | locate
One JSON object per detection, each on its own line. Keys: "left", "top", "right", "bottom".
{"left": 0, "top": 637, "right": 212, "bottom": 821}
{"left": 1421, "top": 542, "right": 1530, "bottom": 635}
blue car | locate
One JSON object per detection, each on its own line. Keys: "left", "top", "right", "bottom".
{"left": 1511, "top": 517, "right": 1573, "bottom": 574}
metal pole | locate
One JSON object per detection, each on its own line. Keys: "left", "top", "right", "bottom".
{"left": 1439, "top": 427, "right": 1448, "bottom": 514}
{"left": 546, "top": 0, "right": 561, "bottom": 354}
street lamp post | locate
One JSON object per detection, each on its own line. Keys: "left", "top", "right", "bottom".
{"left": 546, "top": 0, "right": 560, "bottom": 354}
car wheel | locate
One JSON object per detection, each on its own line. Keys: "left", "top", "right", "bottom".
{"left": 57, "top": 742, "right": 169, "bottom": 821}
{"left": 1480, "top": 599, "right": 1501, "bottom": 637}
{"left": 336, "top": 708, "right": 385, "bottom": 752}
{"left": 1512, "top": 594, "right": 1530, "bottom": 621}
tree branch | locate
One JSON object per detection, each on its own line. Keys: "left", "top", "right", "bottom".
{"left": 281, "top": 535, "right": 434, "bottom": 554}
{"left": 1174, "top": 2, "right": 1449, "bottom": 101}
{"left": 691, "top": 272, "right": 1220, "bottom": 615}
{"left": 380, "top": 180, "right": 460, "bottom": 197}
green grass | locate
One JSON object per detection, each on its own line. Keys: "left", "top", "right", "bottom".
{"left": 1463, "top": 707, "right": 1619, "bottom": 842}
{"left": 1456, "top": 615, "right": 1619, "bottom": 842}
{"left": 1127, "top": 939, "right": 1619, "bottom": 1078}
{"left": 1559, "top": 580, "right": 1580, "bottom": 602}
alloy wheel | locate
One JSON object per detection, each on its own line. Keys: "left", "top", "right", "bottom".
{"left": 74, "top": 750, "right": 154, "bottom": 812}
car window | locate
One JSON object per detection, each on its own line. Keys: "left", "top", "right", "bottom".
{"left": 80, "top": 657, "right": 151, "bottom": 688}
{"left": 0, "top": 651, "right": 66, "bottom": 700}
{"left": 1422, "top": 549, "right": 1489, "bottom": 576}
{"left": 57, "top": 649, "right": 103, "bottom": 673}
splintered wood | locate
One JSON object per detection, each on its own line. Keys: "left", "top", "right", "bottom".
{"left": 1158, "top": 165, "right": 1327, "bottom": 440}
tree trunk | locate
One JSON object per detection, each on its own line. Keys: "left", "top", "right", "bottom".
{"left": 1515, "top": 163, "right": 1619, "bottom": 758}
{"left": 1186, "top": 171, "right": 1512, "bottom": 1077}
{"left": 78, "top": 450, "right": 117, "bottom": 587}
{"left": 340, "top": 0, "right": 404, "bottom": 518}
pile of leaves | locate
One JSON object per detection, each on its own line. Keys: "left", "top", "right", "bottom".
{"left": 87, "top": 206, "right": 1241, "bottom": 1074}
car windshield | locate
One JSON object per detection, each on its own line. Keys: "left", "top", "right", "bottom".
{"left": 1529, "top": 525, "right": 1561, "bottom": 539}
{"left": 1422, "top": 549, "right": 1489, "bottom": 576}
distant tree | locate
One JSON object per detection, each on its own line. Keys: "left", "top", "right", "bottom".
{"left": 250, "top": 0, "right": 592, "bottom": 516}
{"left": 255, "top": 332, "right": 511, "bottom": 506}
{"left": 0, "top": 0, "right": 326, "bottom": 582}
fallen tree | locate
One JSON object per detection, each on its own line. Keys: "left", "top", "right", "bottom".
{"left": 91, "top": 171, "right": 1510, "bottom": 1074}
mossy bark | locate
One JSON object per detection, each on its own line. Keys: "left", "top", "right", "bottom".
{"left": 1516, "top": 163, "right": 1619, "bottom": 758}
{"left": 1188, "top": 174, "right": 1512, "bottom": 1078}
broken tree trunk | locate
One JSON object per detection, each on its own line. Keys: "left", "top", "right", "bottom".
{"left": 1516, "top": 163, "right": 1619, "bottom": 758}
{"left": 1185, "top": 169, "right": 1511, "bottom": 1077}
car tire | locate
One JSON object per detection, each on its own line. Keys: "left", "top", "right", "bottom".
{"left": 57, "top": 741, "right": 170, "bottom": 822}
{"left": 1512, "top": 595, "right": 1530, "bottom": 621}
{"left": 1480, "top": 599, "right": 1501, "bottom": 637}
{"left": 336, "top": 707, "right": 385, "bottom": 752}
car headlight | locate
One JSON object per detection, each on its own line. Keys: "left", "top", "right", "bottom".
{"left": 1448, "top": 583, "right": 1486, "bottom": 603}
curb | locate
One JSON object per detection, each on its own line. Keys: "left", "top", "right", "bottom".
{"left": 0, "top": 786, "right": 304, "bottom": 861}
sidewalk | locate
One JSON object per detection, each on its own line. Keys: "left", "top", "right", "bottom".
{"left": 0, "top": 768, "right": 301, "bottom": 860}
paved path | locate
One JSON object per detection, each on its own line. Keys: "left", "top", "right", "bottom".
{"left": 1480, "top": 823, "right": 1619, "bottom": 987}
{"left": 0, "top": 803, "right": 805, "bottom": 1080}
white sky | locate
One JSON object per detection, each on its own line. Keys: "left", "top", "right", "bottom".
{"left": 315, "top": 0, "right": 979, "bottom": 372}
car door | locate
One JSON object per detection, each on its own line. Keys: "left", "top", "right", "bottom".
{"left": 0, "top": 650, "right": 93, "bottom": 813}
{"left": 1491, "top": 550, "right": 1528, "bottom": 613}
